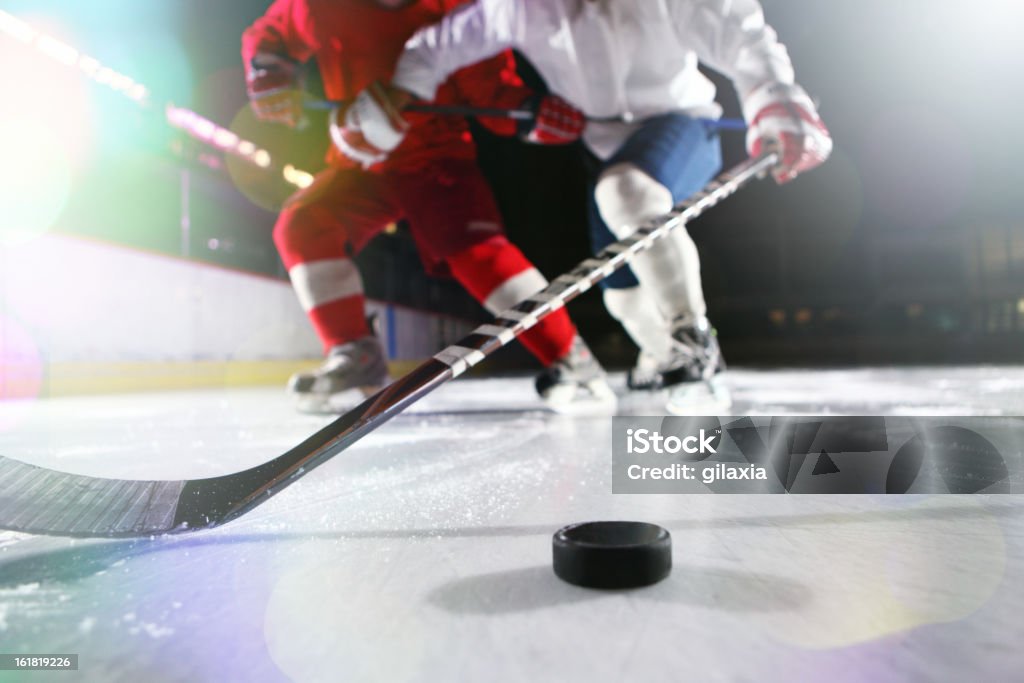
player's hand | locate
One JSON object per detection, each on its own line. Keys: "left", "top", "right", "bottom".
{"left": 522, "top": 94, "right": 585, "bottom": 145}
{"left": 246, "top": 52, "right": 303, "bottom": 128}
{"left": 746, "top": 87, "right": 832, "bottom": 184}
{"left": 329, "top": 81, "right": 411, "bottom": 168}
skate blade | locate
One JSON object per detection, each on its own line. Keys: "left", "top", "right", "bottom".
{"left": 542, "top": 380, "right": 618, "bottom": 417}
{"left": 665, "top": 377, "right": 731, "bottom": 416}
{"left": 626, "top": 375, "right": 663, "bottom": 392}
{"left": 293, "top": 384, "right": 387, "bottom": 415}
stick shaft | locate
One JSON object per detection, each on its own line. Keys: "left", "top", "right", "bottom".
{"left": 304, "top": 97, "right": 745, "bottom": 131}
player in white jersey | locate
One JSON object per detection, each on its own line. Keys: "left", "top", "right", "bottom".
{"left": 335, "top": 0, "right": 832, "bottom": 411}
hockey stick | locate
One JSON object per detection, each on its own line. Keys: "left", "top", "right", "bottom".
{"left": 0, "top": 153, "right": 777, "bottom": 538}
{"left": 303, "top": 97, "right": 748, "bottom": 132}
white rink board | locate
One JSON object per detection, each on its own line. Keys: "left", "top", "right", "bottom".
{"left": 0, "top": 234, "right": 320, "bottom": 362}
{"left": 0, "top": 234, "right": 475, "bottom": 365}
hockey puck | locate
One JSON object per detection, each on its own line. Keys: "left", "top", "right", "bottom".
{"left": 552, "top": 521, "right": 671, "bottom": 589}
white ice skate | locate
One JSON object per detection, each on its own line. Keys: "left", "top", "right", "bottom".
{"left": 661, "top": 316, "right": 732, "bottom": 415}
{"left": 626, "top": 350, "right": 664, "bottom": 391}
{"left": 535, "top": 336, "right": 617, "bottom": 415}
{"left": 288, "top": 335, "right": 391, "bottom": 414}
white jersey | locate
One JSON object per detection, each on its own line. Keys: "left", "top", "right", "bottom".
{"left": 393, "top": 0, "right": 807, "bottom": 159}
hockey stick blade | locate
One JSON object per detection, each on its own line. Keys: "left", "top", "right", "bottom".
{"left": 0, "top": 153, "right": 777, "bottom": 538}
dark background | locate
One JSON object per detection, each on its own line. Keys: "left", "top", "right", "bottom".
{"left": 5, "top": 0, "right": 1023, "bottom": 367}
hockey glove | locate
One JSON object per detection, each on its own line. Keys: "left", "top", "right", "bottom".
{"left": 330, "top": 81, "right": 411, "bottom": 168}
{"left": 745, "top": 83, "right": 832, "bottom": 184}
{"left": 520, "top": 94, "right": 585, "bottom": 145}
{"left": 247, "top": 52, "right": 303, "bottom": 128}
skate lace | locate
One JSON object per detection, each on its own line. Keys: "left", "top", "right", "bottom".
{"left": 674, "top": 331, "right": 704, "bottom": 359}
{"left": 317, "top": 355, "right": 354, "bottom": 376}
{"left": 665, "top": 323, "right": 719, "bottom": 379}
{"left": 319, "top": 343, "right": 373, "bottom": 376}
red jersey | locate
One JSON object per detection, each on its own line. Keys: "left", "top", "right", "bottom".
{"left": 242, "top": 0, "right": 526, "bottom": 170}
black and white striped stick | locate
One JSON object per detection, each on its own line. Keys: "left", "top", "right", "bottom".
{"left": 0, "top": 153, "right": 777, "bottom": 538}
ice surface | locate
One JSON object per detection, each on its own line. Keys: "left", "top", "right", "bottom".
{"left": 0, "top": 368, "right": 1022, "bottom": 682}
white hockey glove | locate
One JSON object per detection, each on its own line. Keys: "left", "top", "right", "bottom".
{"left": 329, "top": 81, "right": 410, "bottom": 168}
{"left": 744, "top": 83, "right": 833, "bottom": 184}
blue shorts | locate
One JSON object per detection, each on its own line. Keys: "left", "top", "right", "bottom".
{"left": 586, "top": 113, "right": 723, "bottom": 289}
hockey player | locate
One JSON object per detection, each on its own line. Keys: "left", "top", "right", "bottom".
{"left": 344, "top": 0, "right": 832, "bottom": 411}
{"left": 242, "top": 0, "right": 612, "bottom": 413}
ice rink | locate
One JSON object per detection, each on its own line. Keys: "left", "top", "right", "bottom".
{"left": 1, "top": 367, "right": 1023, "bottom": 682}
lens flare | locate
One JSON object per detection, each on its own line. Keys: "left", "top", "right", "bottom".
{"left": 225, "top": 105, "right": 292, "bottom": 212}
{"left": 0, "top": 118, "right": 72, "bottom": 247}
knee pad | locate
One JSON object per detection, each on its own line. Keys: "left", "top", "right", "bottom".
{"left": 273, "top": 204, "right": 317, "bottom": 254}
{"left": 594, "top": 163, "right": 674, "bottom": 240}
{"left": 273, "top": 204, "right": 343, "bottom": 270}
{"left": 272, "top": 208, "right": 299, "bottom": 255}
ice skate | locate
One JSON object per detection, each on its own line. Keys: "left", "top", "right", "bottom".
{"left": 626, "top": 350, "right": 664, "bottom": 391}
{"left": 535, "top": 337, "right": 617, "bottom": 415}
{"left": 661, "top": 316, "right": 731, "bottom": 414}
{"left": 289, "top": 335, "right": 390, "bottom": 414}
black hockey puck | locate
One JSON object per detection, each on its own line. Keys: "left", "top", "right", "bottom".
{"left": 552, "top": 521, "right": 671, "bottom": 589}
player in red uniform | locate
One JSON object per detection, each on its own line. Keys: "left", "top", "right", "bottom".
{"left": 242, "top": 0, "right": 611, "bottom": 412}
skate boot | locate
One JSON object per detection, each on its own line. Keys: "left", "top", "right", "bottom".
{"left": 288, "top": 335, "right": 390, "bottom": 414}
{"left": 661, "top": 316, "right": 731, "bottom": 414}
{"left": 535, "top": 336, "right": 617, "bottom": 415}
{"left": 626, "top": 350, "right": 663, "bottom": 391}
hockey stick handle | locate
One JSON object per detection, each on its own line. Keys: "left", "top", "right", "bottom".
{"left": 304, "top": 96, "right": 534, "bottom": 120}
{"left": 303, "top": 97, "right": 746, "bottom": 131}
{"left": 208, "top": 152, "right": 778, "bottom": 529}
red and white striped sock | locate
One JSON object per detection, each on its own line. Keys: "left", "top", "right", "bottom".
{"left": 447, "top": 236, "right": 575, "bottom": 366}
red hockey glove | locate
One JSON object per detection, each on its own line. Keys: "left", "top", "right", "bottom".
{"left": 745, "top": 84, "right": 832, "bottom": 184}
{"left": 246, "top": 52, "right": 303, "bottom": 128}
{"left": 521, "top": 94, "right": 585, "bottom": 145}
{"left": 329, "top": 81, "right": 410, "bottom": 168}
